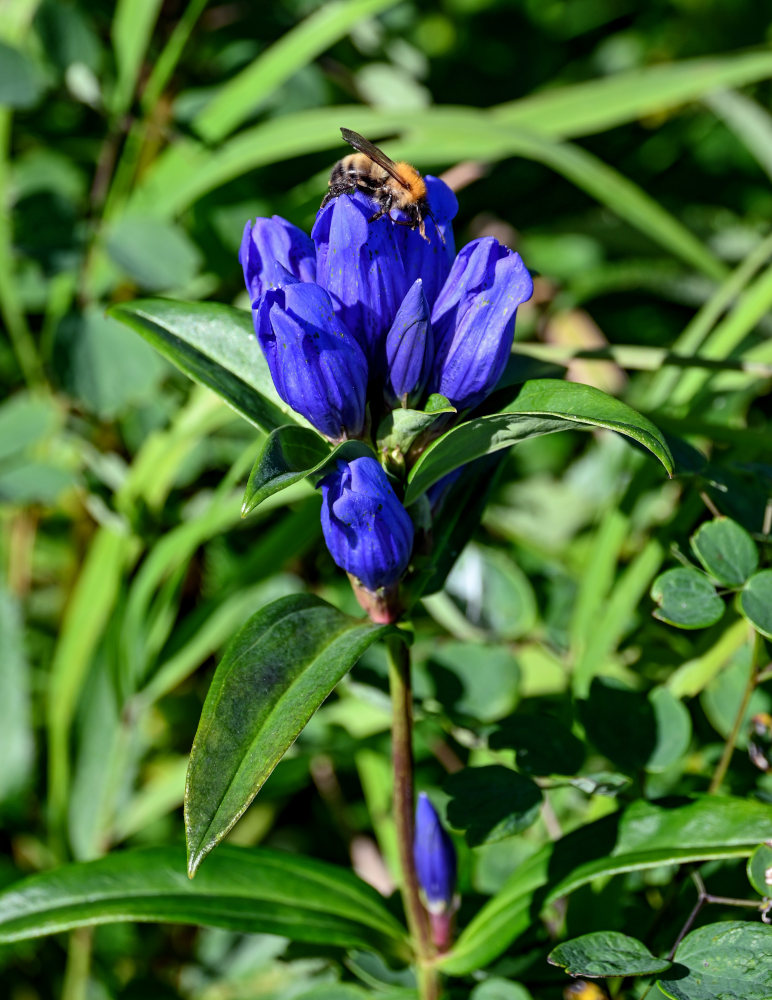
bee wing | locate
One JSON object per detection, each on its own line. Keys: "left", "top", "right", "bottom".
{"left": 340, "top": 128, "right": 411, "bottom": 190}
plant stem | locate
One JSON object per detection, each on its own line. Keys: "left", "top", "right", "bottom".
{"left": 62, "top": 927, "right": 93, "bottom": 1000}
{"left": 708, "top": 627, "right": 761, "bottom": 794}
{"left": 387, "top": 634, "right": 439, "bottom": 1000}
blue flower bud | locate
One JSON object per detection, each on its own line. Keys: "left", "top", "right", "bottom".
{"left": 383, "top": 279, "right": 433, "bottom": 409}
{"left": 319, "top": 456, "right": 414, "bottom": 592}
{"left": 254, "top": 277, "right": 368, "bottom": 441}
{"left": 240, "top": 216, "right": 316, "bottom": 303}
{"left": 430, "top": 237, "right": 533, "bottom": 411}
{"left": 413, "top": 792, "right": 456, "bottom": 914}
{"left": 312, "top": 191, "right": 407, "bottom": 363}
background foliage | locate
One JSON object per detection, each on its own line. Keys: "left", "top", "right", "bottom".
{"left": 2, "top": 0, "right": 772, "bottom": 997}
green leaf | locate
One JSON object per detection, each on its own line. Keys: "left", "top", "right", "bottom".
{"left": 185, "top": 594, "right": 398, "bottom": 876}
{"left": 646, "top": 686, "right": 693, "bottom": 773}
{"left": 444, "top": 765, "right": 542, "bottom": 846}
{"left": 650, "top": 568, "right": 724, "bottom": 629}
{"left": 431, "top": 544, "right": 537, "bottom": 642}
{"left": 405, "top": 454, "right": 504, "bottom": 602}
{"left": 108, "top": 298, "right": 298, "bottom": 432}
{"left": 490, "top": 715, "right": 585, "bottom": 776}
{"left": 404, "top": 379, "right": 673, "bottom": 504}
{"left": 0, "top": 845, "right": 407, "bottom": 952}
{"left": 0, "top": 40, "right": 44, "bottom": 108}
{"left": 422, "top": 642, "right": 521, "bottom": 725}
{"left": 657, "top": 922, "right": 772, "bottom": 1000}
{"left": 0, "top": 587, "right": 34, "bottom": 807}
{"left": 242, "top": 425, "right": 330, "bottom": 516}
{"left": 440, "top": 795, "right": 772, "bottom": 976}
{"left": 691, "top": 518, "right": 758, "bottom": 586}
{"left": 549, "top": 931, "right": 671, "bottom": 978}
{"left": 568, "top": 772, "right": 631, "bottom": 796}
{"left": 242, "top": 431, "right": 374, "bottom": 517}
{"left": 581, "top": 679, "right": 692, "bottom": 774}
{"left": 747, "top": 843, "right": 772, "bottom": 898}
{"left": 105, "top": 216, "right": 202, "bottom": 291}
{"left": 0, "top": 392, "right": 61, "bottom": 463}
{"left": 470, "top": 980, "right": 533, "bottom": 1000}
{"left": 377, "top": 397, "right": 455, "bottom": 451}
{"left": 741, "top": 571, "right": 772, "bottom": 639}
{"left": 110, "top": 0, "right": 163, "bottom": 115}
{"left": 193, "top": 0, "right": 400, "bottom": 142}
{"left": 494, "top": 51, "right": 772, "bottom": 140}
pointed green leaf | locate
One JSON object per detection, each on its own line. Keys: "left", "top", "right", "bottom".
{"left": 691, "top": 517, "right": 758, "bottom": 586}
{"left": 242, "top": 430, "right": 374, "bottom": 517}
{"left": 0, "top": 845, "right": 407, "bottom": 951}
{"left": 549, "top": 931, "right": 671, "bottom": 978}
{"left": 651, "top": 568, "right": 724, "bottom": 629}
{"left": 404, "top": 380, "right": 673, "bottom": 504}
{"left": 109, "top": 298, "right": 300, "bottom": 432}
{"left": 242, "top": 425, "right": 329, "bottom": 516}
{"left": 657, "top": 922, "right": 772, "bottom": 1000}
{"left": 185, "top": 594, "right": 400, "bottom": 875}
{"left": 741, "top": 570, "right": 772, "bottom": 639}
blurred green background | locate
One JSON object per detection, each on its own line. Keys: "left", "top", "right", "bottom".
{"left": 2, "top": 0, "right": 772, "bottom": 997}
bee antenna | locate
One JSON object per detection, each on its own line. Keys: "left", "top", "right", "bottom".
{"left": 427, "top": 207, "right": 446, "bottom": 247}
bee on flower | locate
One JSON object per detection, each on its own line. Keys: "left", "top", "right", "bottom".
{"left": 240, "top": 128, "right": 533, "bottom": 621}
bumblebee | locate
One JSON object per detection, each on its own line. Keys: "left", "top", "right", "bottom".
{"left": 321, "top": 128, "right": 438, "bottom": 242}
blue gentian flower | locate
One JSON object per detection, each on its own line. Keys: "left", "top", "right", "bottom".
{"left": 255, "top": 275, "right": 368, "bottom": 441}
{"left": 240, "top": 216, "right": 316, "bottom": 302}
{"left": 241, "top": 164, "right": 531, "bottom": 621}
{"left": 430, "top": 237, "right": 533, "bottom": 411}
{"left": 414, "top": 792, "right": 457, "bottom": 914}
{"left": 383, "top": 278, "right": 433, "bottom": 409}
{"left": 319, "top": 456, "right": 414, "bottom": 593}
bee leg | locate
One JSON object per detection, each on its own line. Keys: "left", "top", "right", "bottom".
{"left": 368, "top": 192, "right": 393, "bottom": 224}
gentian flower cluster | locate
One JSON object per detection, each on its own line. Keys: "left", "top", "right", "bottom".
{"left": 241, "top": 167, "right": 532, "bottom": 620}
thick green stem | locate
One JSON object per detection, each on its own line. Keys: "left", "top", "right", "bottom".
{"left": 387, "top": 634, "right": 440, "bottom": 1000}
{"left": 708, "top": 627, "right": 762, "bottom": 794}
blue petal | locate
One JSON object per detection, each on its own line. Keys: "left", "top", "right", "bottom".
{"left": 240, "top": 216, "right": 316, "bottom": 304}
{"left": 414, "top": 792, "right": 456, "bottom": 912}
{"left": 319, "top": 457, "right": 414, "bottom": 591}
{"left": 384, "top": 278, "right": 433, "bottom": 408}
{"left": 393, "top": 176, "right": 457, "bottom": 310}
{"left": 430, "top": 237, "right": 533, "bottom": 411}
{"left": 312, "top": 191, "right": 407, "bottom": 363}
{"left": 255, "top": 281, "right": 368, "bottom": 440}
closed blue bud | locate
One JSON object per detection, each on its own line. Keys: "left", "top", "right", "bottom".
{"left": 240, "top": 216, "right": 316, "bottom": 303}
{"left": 319, "top": 456, "right": 414, "bottom": 592}
{"left": 312, "top": 190, "right": 407, "bottom": 363}
{"left": 384, "top": 279, "right": 433, "bottom": 409}
{"left": 430, "top": 237, "right": 533, "bottom": 411}
{"left": 414, "top": 792, "right": 456, "bottom": 914}
{"left": 254, "top": 277, "right": 368, "bottom": 441}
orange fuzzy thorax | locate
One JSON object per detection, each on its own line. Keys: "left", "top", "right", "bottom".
{"left": 394, "top": 162, "right": 427, "bottom": 200}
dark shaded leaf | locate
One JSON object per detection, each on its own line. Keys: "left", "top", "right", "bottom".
{"left": 444, "top": 765, "right": 542, "bottom": 846}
